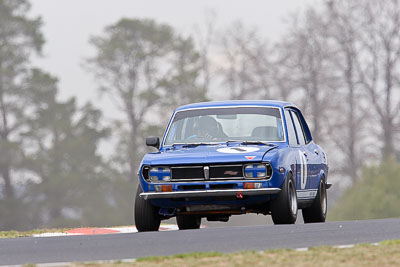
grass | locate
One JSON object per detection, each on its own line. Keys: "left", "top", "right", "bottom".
{"left": 0, "top": 228, "right": 70, "bottom": 238}
{"left": 59, "top": 240, "right": 400, "bottom": 267}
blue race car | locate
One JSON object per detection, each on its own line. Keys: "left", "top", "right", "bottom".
{"left": 134, "top": 100, "right": 330, "bottom": 231}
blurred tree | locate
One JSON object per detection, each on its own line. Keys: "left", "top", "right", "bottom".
{"left": 22, "top": 69, "right": 131, "bottom": 229}
{"left": 355, "top": 0, "right": 400, "bottom": 159}
{"left": 329, "top": 158, "right": 400, "bottom": 221}
{"left": 272, "top": 45, "right": 296, "bottom": 101}
{"left": 158, "top": 36, "right": 205, "bottom": 110}
{"left": 0, "top": 0, "right": 44, "bottom": 229}
{"left": 87, "top": 18, "right": 174, "bottom": 184}
{"left": 275, "top": 9, "right": 339, "bottom": 143}
{"left": 323, "top": 0, "right": 370, "bottom": 182}
{"left": 87, "top": 19, "right": 203, "bottom": 187}
{"left": 245, "top": 38, "right": 275, "bottom": 100}
{"left": 193, "top": 10, "right": 217, "bottom": 98}
{"left": 218, "top": 21, "right": 265, "bottom": 100}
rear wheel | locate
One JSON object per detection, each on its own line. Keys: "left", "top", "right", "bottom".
{"left": 176, "top": 215, "right": 201, "bottom": 230}
{"left": 302, "top": 176, "right": 327, "bottom": 223}
{"left": 134, "top": 185, "right": 161, "bottom": 232}
{"left": 271, "top": 173, "right": 298, "bottom": 224}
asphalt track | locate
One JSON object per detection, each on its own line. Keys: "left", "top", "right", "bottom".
{"left": 1, "top": 218, "right": 400, "bottom": 265}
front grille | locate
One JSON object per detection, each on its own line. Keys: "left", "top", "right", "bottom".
{"left": 171, "top": 166, "right": 204, "bottom": 181}
{"left": 171, "top": 164, "right": 244, "bottom": 181}
{"left": 210, "top": 165, "right": 243, "bottom": 179}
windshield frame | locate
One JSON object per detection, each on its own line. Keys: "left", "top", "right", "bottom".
{"left": 161, "top": 105, "right": 287, "bottom": 147}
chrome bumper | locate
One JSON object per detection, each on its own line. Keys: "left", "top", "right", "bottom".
{"left": 140, "top": 188, "right": 281, "bottom": 200}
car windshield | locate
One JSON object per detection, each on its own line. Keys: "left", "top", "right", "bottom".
{"left": 164, "top": 107, "right": 284, "bottom": 145}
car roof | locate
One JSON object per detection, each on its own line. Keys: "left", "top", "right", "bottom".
{"left": 175, "top": 100, "right": 297, "bottom": 111}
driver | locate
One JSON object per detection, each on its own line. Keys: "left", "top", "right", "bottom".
{"left": 193, "top": 116, "right": 226, "bottom": 140}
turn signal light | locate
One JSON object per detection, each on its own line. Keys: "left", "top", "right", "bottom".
{"left": 161, "top": 185, "right": 173, "bottom": 192}
{"left": 154, "top": 185, "right": 173, "bottom": 192}
{"left": 244, "top": 182, "right": 262, "bottom": 189}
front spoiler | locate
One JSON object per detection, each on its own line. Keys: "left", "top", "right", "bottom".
{"left": 140, "top": 188, "right": 281, "bottom": 200}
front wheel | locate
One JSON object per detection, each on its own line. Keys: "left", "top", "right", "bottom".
{"left": 134, "top": 185, "right": 161, "bottom": 232}
{"left": 270, "top": 173, "right": 298, "bottom": 224}
{"left": 176, "top": 215, "right": 201, "bottom": 230}
{"left": 302, "top": 176, "right": 327, "bottom": 223}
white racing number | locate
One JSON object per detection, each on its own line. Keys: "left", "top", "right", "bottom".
{"left": 298, "top": 151, "right": 308, "bottom": 189}
{"left": 217, "top": 147, "right": 260, "bottom": 154}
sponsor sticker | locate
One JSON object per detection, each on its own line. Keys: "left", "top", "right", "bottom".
{"left": 224, "top": 170, "right": 239, "bottom": 175}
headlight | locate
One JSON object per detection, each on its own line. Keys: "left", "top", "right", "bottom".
{"left": 149, "top": 167, "right": 171, "bottom": 182}
{"left": 244, "top": 164, "right": 270, "bottom": 179}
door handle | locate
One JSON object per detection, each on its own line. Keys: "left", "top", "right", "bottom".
{"left": 314, "top": 149, "right": 319, "bottom": 155}
{"left": 302, "top": 151, "right": 308, "bottom": 157}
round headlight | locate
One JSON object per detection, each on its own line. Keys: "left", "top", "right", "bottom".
{"left": 162, "top": 175, "right": 171, "bottom": 182}
{"left": 244, "top": 164, "right": 268, "bottom": 179}
{"left": 149, "top": 167, "right": 171, "bottom": 182}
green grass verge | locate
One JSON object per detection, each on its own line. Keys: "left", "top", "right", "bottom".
{"left": 0, "top": 228, "right": 70, "bottom": 238}
{"left": 68, "top": 240, "right": 400, "bottom": 267}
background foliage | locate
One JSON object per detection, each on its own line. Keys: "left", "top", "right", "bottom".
{"left": 329, "top": 159, "right": 400, "bottom": 221}
{"left": 0, "top": 0, "right": 399, "bottom": 230}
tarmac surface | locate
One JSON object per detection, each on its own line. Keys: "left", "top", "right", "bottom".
{"left": 1, "top": 218, "right": 400, "bottom": 265}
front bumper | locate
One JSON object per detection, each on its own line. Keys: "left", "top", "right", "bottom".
{"left": 140, "top": 188, "right": 281, "bottom": 200}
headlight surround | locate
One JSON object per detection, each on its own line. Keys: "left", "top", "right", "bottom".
{"left": 149, "top": 167, "right": 171, "bottom": 182}
{"left": 243, "top": 163, "right": 270, "bottom": 179}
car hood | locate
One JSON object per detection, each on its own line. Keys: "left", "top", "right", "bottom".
{"left": 142, "top": 144, "right": 279, "bottom": 165}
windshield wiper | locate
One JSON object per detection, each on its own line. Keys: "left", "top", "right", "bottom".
{"left": 172, "top": 142, "right": 218, "bottom": 148}
{"left": 225, "top": 140, "right": 243, "bottom": 145}
{"left": 226, "top": 140, "right": 277, "bottom": 147}
{"left": 241, "top": 141, "right": 277, "bottom": 147}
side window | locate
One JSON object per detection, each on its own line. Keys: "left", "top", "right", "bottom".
{"left": 291, "top": 110, "right": 306, "bottom": 146}
{"left": 297, "top": 111, "right": 312, "bottom": 143}
{"left": 284, "top": 110, "right": 298, "bottom": 146}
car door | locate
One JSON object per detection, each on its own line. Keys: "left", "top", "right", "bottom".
{"left": 283, "top": 109, "right": 305, "bottom": 191}
{"left": 290, "top": 109, "right": 320, "bottom": 199}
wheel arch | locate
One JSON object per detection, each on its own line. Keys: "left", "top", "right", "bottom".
{"left": 318, "top": 169, "right": 327, "bottom": 184}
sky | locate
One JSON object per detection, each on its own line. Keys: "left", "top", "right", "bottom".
{"left": 29, "top": 0, "right": 316, "bottom": 110}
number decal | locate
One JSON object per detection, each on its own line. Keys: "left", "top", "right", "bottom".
{"left": 298, "top": 151, "right": 308, "bottom": 189}
{"left": 217, "top": 147, "right": 260, "bottom": 153}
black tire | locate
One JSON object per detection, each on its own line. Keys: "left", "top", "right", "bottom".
{"left": 134, "top": 185, "right": 161, "bottom": 232}
{"left": 302, "top": 176, "right": 327, "bottom": 223}
{"left": 270, "top": 173, "right": 298, "bottom": 224}
{"left": 176, "top": 215, "right": 201, "bottom": 230}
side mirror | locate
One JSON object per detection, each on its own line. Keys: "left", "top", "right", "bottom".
{"left": 146, "top": 136, "right": 160, "bottom": 149}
